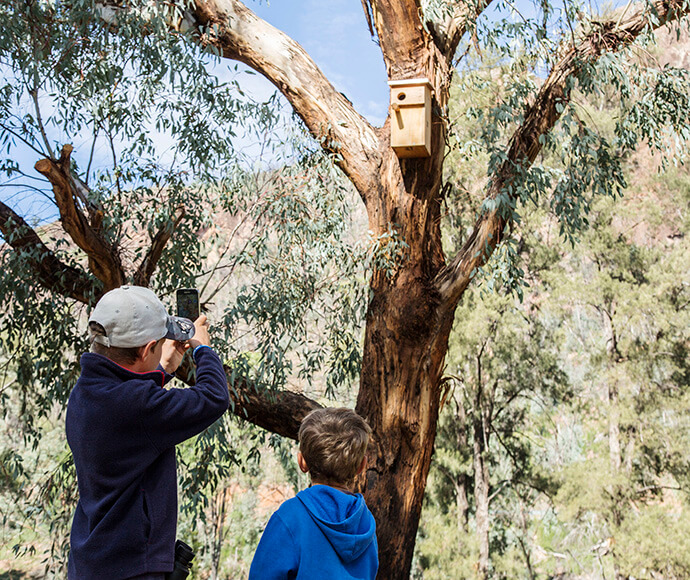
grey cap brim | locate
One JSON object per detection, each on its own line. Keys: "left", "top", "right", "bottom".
{"left": 166, "top": 316, "right": 196, "bottom": 342}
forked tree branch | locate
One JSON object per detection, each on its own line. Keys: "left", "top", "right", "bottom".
{"left": 435, "top": 0, "right": 690, "bottom": 307}
{"left": 363, "top": 0, "right": 494, "bottom": 86}
{"left": 35, "top": 145, "right": 125, "bottom": 291}
{"left": 365, "top": 0, "right": 495, "bottom": 127}
{"left": 0, "top": 201, "right": 99, "bottom": 303}
{"left": 133, "top": 206, "right": 186, "bottom": 287}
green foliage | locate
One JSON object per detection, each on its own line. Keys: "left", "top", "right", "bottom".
{"left": 211, "top": 131, "right": 370, "bottom": 399}
{"left": 417, "top": 206, "right": 572, "bottom": 575}
{"left": 413, "top": 509, "right": 478, "bottom": 580}
{"left": 419, "top": 178, "right": 690, "bottom": 576}
{"left": 616, "top": 506, "right": 690, "bottom": 579}
{"left": 446, "top": 11, "right": 690, "bottom": 300}
{"left": 0, "top": 0, "right": 261, "bottom": 434}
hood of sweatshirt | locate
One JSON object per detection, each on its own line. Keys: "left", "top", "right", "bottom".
{"left": 296, "top": 485, "right": 376, "bottom": 563}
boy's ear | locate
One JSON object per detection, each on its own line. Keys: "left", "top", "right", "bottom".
{"left": 356, "top": 455, "right": 367, "bottom": 475}
{"left": 139, "top": 339, "right": 159, "bottom": 361}
{"left": 297, "top": 452, "right": 309, "bottom": 474}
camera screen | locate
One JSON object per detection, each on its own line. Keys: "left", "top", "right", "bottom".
{"left": 177, "top": 291, "right": 199, "bottom": 320}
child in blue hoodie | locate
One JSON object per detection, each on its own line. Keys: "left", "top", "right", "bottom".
{"left": 65, "top": 285, "right": 229, "bottom": 579}
{"left": 249, "top": 407, "right": 378, "bottom": 580}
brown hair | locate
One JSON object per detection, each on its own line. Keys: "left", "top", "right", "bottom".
{"left": 298, "top": 407, "right": 371, "bottom": 485}
{"left": 88, "top": 321, "right": 155, "bottom": 365}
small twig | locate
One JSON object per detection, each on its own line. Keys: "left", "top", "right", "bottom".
{"left": 488, "top": 479, "right": 509, "bottom": 502}
{"left": 614, "top": 0, "right": 635, "bottom": 30}
{"left": 0, "top": 380, "right": 16, "bottom": 395}
{"left": 85, "top": 123, "right": 100, "bottom": 186}
{"left": 29, "top": 82, "right": 55, "bottom": 159}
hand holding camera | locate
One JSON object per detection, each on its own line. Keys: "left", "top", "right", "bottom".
{"left": 188, "top": 315, "right": 210, "bottom": 349}
{"left": 160, "top": 288, "right": 206, "bottom": 374}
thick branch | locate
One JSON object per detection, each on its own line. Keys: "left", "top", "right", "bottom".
{"left": 227, "top": 373, "right": 323, "bottom": 440}
{"left": 0, "top": 201, "right": 99, "bottom": 303}
{"left": 133, "top": 207, "right": 186, "bottom": 287}
{"left": 187, "top": 0, "right": 380, "bottom": 199}
{"left": 174, "top": 356, "right": 322, "bottom": 439}
{"left": 435, "top": 0, "right": 690, "bottom": 307}
{"left": 34, "top": 145, "right": 124, "bottom": 291}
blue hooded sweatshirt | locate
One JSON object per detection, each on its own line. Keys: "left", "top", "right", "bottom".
{"left": 65, "top": 346, "right": 229, "bottom": 579}
{"left": 249, "top": 485, "right": 378, "bottom": 580}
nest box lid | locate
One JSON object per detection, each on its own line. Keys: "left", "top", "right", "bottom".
{"left": 388, "top": 78, "right": 433, "bottom": 89}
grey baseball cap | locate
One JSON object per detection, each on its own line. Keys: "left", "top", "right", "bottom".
{"left": 89, "top": 285, "right": 195, "bottom": 348}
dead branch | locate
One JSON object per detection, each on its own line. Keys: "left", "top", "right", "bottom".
{"left": 34, "top": 145, "right": 125, "bottom": 291}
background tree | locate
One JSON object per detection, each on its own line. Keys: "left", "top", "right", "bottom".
{"left": 547, "top": 170, "right": 690, "bottom": 579}
{"left": 426, "top": 292, "right": 568, "bottom": 579}
{"left": 2, "top": 0, "right": 690, "bottom": 578}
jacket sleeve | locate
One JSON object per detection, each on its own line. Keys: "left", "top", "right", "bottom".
{"left": 249, "top": 512, "right": 299, "bottom": 580}
{"left": 141, "top": 346, "right": 230, "bottom": 450}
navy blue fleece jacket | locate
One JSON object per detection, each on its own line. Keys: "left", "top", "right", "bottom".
{"left": 65, "top": 346, "right": 229, "bottom": 580}
{"left": 249, "top": 485, "right": 378, "bottom": 580}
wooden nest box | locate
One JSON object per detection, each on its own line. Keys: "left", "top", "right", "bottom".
{"left": 388, "top": 78, "right": 433, "bottom": 158}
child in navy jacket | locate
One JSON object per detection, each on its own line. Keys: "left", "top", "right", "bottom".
{"left": 65, "top": 285, "right": 229, "bottom": 580}
{"left": 249, "top": 407, "right": 378, "bottom": 580}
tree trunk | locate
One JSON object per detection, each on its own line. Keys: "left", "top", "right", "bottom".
{"left": 605, "top": 306, "right": 622, "bottom": 472}
{"left": 605, "top": 308, "right": 626, "bottom": 579}
{"left": 518, "top": 505, "right": 536, "bottom": 580}
{"left": 210, "top": 486, "right": 228, "bottom": 580}
{"left": 452, "top": 398, "right": 471, "bottom": 533}
{"left": 608, "top": 379, "right": 621, "bottom": 472}
{"left": 354, "top": 124, "right": 453, "bottom": 578}
{"left": 455, "top": 476, "right": 470, "bottom": 533}
{"left": 357, "top": 308, "right": 453, "bottom": 578}
{"left": 473, "top": 411, "right": 491, "bottom": 580}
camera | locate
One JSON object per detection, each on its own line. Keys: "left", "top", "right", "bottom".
{"left": 166, "top": 540, "right": 195, "bottom": 580}
{"left": 176, "top": 288, "right": 200, "bottom": 321}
